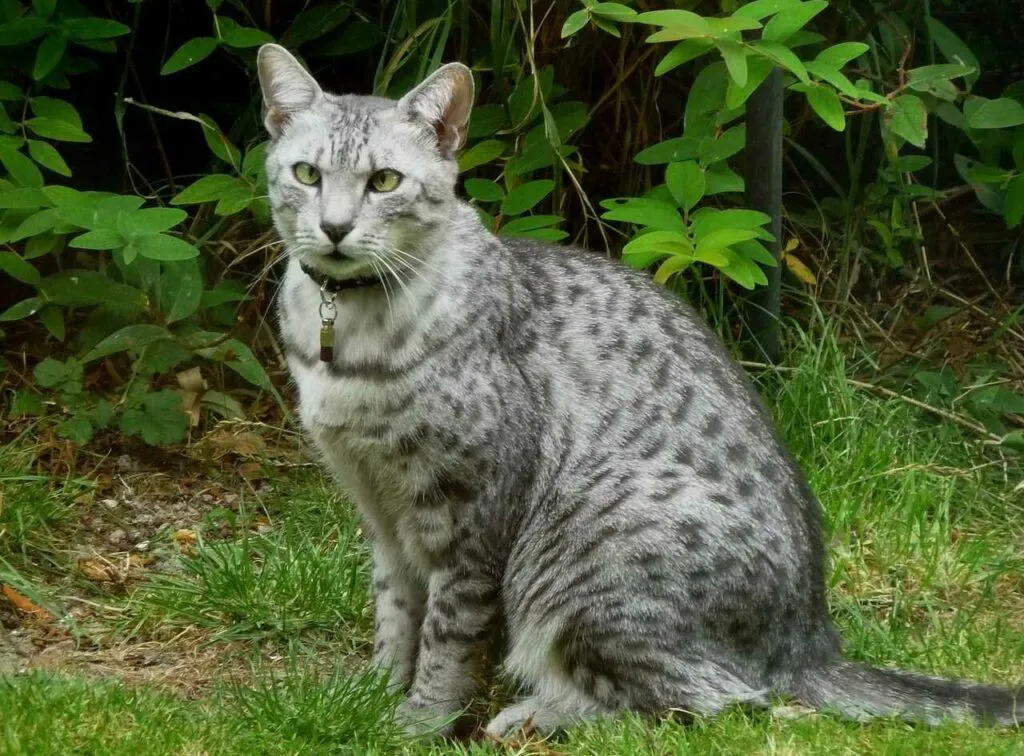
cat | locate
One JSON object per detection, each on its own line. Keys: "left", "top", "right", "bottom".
{"left": 256, "top": 43, "right": 1021, "bottom": 738}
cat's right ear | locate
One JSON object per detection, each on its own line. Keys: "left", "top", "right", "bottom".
{"left": 257, "top": 44, "right": 322, "bottom": 138}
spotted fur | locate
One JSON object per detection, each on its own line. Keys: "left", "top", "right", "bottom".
{"left": 257, "top": 45, "right": 1022, "bottom": 737}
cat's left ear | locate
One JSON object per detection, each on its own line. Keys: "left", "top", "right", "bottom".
{"left": 257, "top": 44, "right": 323, "bottom": 138}
{"left": 397, "top": 63, "right": 474, "bottom": 159}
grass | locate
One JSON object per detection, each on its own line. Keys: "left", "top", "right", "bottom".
{"left": 1, "top": 330, "right": 1022, "bottom": 754}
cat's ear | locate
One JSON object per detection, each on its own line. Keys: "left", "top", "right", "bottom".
{"left": 397, "top": 63, "right": 474, "bottom": 159}
{"left": 257, "top": 44, "right": 322, "bottom": 138}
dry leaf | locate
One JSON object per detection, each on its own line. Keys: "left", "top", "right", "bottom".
{"left": 78, "top": 558, "right": 116, "bottom": 583}
{"left": 1, "top": 584, "right": 51, "bottom": 619}
{"left": 177, "top": 367, "right": 207, "bottom": 427}
{"left": 174, "top": 529, "right": 196, "bottom": 545}
{"left": 782, "top": 252, "right": 818, "bottom": 285}
{"left": 238, "top": 461, "right": 265, "bottom": 480}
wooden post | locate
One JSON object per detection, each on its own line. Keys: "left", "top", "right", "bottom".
{"left": 743, "top": 67, "right": 784, "bottom": 363}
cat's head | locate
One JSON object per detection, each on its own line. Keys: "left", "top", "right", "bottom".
{"left": 257, "top": 44, "right": 473, "bottom": 282}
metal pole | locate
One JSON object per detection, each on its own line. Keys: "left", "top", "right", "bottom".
{"left": 743, "top": 67, "right": 784, "bottom": 363}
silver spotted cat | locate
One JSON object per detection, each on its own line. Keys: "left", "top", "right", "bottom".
{"left": 257, "top": 44, "right": 1021, "bottom": 737}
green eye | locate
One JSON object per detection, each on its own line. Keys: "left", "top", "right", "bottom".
{"left": 369, "top": 169, "right": 402, "bottom": 193}
{"left": 293, "top": 162, "right": 321, "bottom": 185}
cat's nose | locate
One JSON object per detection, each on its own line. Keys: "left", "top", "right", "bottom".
{"left": 320, "top": 222, "right": 353, "bottom": 244}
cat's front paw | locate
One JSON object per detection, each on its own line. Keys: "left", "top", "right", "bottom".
{"left": 394, "top": 698, "right": 459, "bottom": 739}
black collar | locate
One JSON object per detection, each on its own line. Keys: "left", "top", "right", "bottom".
{"left": 300, "top": 262, "right": 382, "bottom": 293}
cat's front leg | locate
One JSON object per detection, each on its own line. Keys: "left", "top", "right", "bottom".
{"left": 371, "top": 542, "right": 425, "bottom": 692}
{"left": 395, "top": 559, "right": 497, "bottom": 738}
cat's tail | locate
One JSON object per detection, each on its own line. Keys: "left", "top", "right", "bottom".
{"left": 791, "top": 659, "right": 1022, "bottom": 727}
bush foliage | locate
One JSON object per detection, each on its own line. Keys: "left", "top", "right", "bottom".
{"left": 0, "top": 0, "right": 1022, "bottom": 447}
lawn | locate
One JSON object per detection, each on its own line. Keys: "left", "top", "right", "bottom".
{"left": 1, "top": 333, "right": 1022, "bottom": 755}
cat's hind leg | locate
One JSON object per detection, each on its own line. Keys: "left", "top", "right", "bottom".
{"left": 484, "top": 680, "right": 611, "bottom": 739}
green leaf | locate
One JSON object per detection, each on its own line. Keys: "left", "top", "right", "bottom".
{"left": 965, "top": 98, "right": 1024, "bottom": 129}
{"left": 38, "top": 304, "right": 63, "bottom": 341}
{"left": 0, "top": 250, "right": 41, "bottom": 284}
{"left": 751, "top": 41, "right": 809, "bottom": 83}
{"left": 0, "top": 296, "right": 42, "bottom": 321}
{"left": 199, "top": 115, "right": 240, "bottom": 168}
{"left": 30, "top": 96, "right": 82, "bottom": 127}
{"left": 501, "top": 180, "right": 554, "bottom": 216}
{"left": 999, "top": 430, "right": 1024, "bottom": 452}
{"left": 697, "top": 124, "right": 746, "bottom": 165}
{"left": 120, "top": 390, "right": 187, "bottom": 446}
{"left": 117, "top": 207, "right": 188, "bottom": 237}
{"left": 814, "top": 41, "right": 869, "bottom": 68}
{"left": 32, "top": 0, "right": 57, "bottom": 19}
{"left": 719, "top": 254, "right": 768, "bottom": 289}
{"left": 162, "top": 258, "right": 203, "bottom": 323}
{"left": 590, "top": 15, "right": 621, "bottom": 37}
{"left": 468, "top": 105, "right": 506, "bottom": 138}
{"left": 33, "top": 34, "right": 66, "bottom": 80}
{"left": 458, "top": 139, "right": 505, "bottom": 173}
{"left": 134, "top": 233, "right": 199, "bottom": 261}
{"left": 24, "top": 117, "right": 91, "bottom": 142}
{"left": 27, "top": 139, "right": 70, "bottom": 176}
{"left": 733, "top": 0, "right": 803, "bottom": 20}
{"left": 1004, "top": 176, "right": 1024, "bottom": 229}
{"left": 280, "top": 4, "right": 351, "bottom": 48}
{"left": 213, "top": 182, "right": 253, "bottom": 215}
{"left": 83, "top": 324, "right": 173, "bottom": 362}
{"left": 695, "top": 229, "right": 760, "bottom": 255}
{"left": 691, "top": 208, "right": 772, "bottom": 240}
{"left": 706, "top": 16, "right": 763, "bottom": 36}
{"left": 638, "top": 10, "right": 710, "bottom": 37}
{"left": 0, "top": 145, "right": 43, "bottom": 187}
{"left": 499, "top": 215, "right": 563, "bottom": 233}
{"left": 655, "top": 39, "right": 715, "bottom": 76}
{"left": 34, "top": 356, "right": 79, "bottom": 388}
{"left": 653, "top": 254, "right": 692, "bottom": 285}
{"left": 10, "top": 389, "right": 44, "bottom": 416}
{"left": 0, "top": 187, "right": 47, "bottom": 208}
{"left": 40, "top": 270, "right": 148, "bottom": 311}
{"left": 907, "top": 64, "right": 975, "bottom": 93}
{"left": 716, "top": 40, "right": 747, "bottom": 87}
{"left": 726, "top": 56, "right": 774, "bottom": 109}
{"left": 170, "top": 174, "right": 238, "bottom": 205}
{"left": 635, "top": 136, "right": 699, "bottom": 165}
{"left": 464, "top": 178, "right": 504, "bottom": 203}
{"left": 220, "top": 25, "right": 275, "bottom": 49}
{"left": 804, "top": 61, "right": 860, "bottom": 99}
{"left": 665, "top": 161, "right": 705, "bottom": 211}
{"left": 0, "top": 17, "right": 48, "bottom": 47}
{"left": 734, "top": 239, "right": 778, "bottom": 266}
{"left": 60, "top": 17, "right": 130, "bottom": 40}
{"left": 161, "top": 37, "right": 218, "bottom": 76}
{"left": 591, "top": 3, "right": 637, "bottom": 22}
{"left": 10, "top": 208, "right": 56, "bottom": 239}
{"left": 924, "top": 17, "right": 979, "bottom": 90}
{"left": 762, "top": 0, "right": 826, "bottom": 43}
{"left": 190, "top": 333, "right": 274, "bottom": 391}
{"left": 601, "top": 199, "right": 684, "bottom": 231}
{"left": 308, "top": 20, "right": 383, "bottom": 56}
{"left": 561, "top": 9, "right": 590, "bottom": 38}
{"left": 69, "top": 229, "right": 125, "bottom": 250}
{"left": 705, "top": 164, "right": 745, "bottom": 194}
{"left": 57, "top": 416, "right": 92, "bottom": 445}
{"left": 241, "top": 141, "right": 268, "bottom": 180}
{"left": 885, "top": 94, "right": 928, "bottom": 148}
{"left": 624, "top": 230, "right": 694, "bottom": 269}
{"left": 797, "top": 82, "right": 845, "bottom": 131}
{"left": 0, "top": 82, "right": 24, "bottom": 101}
